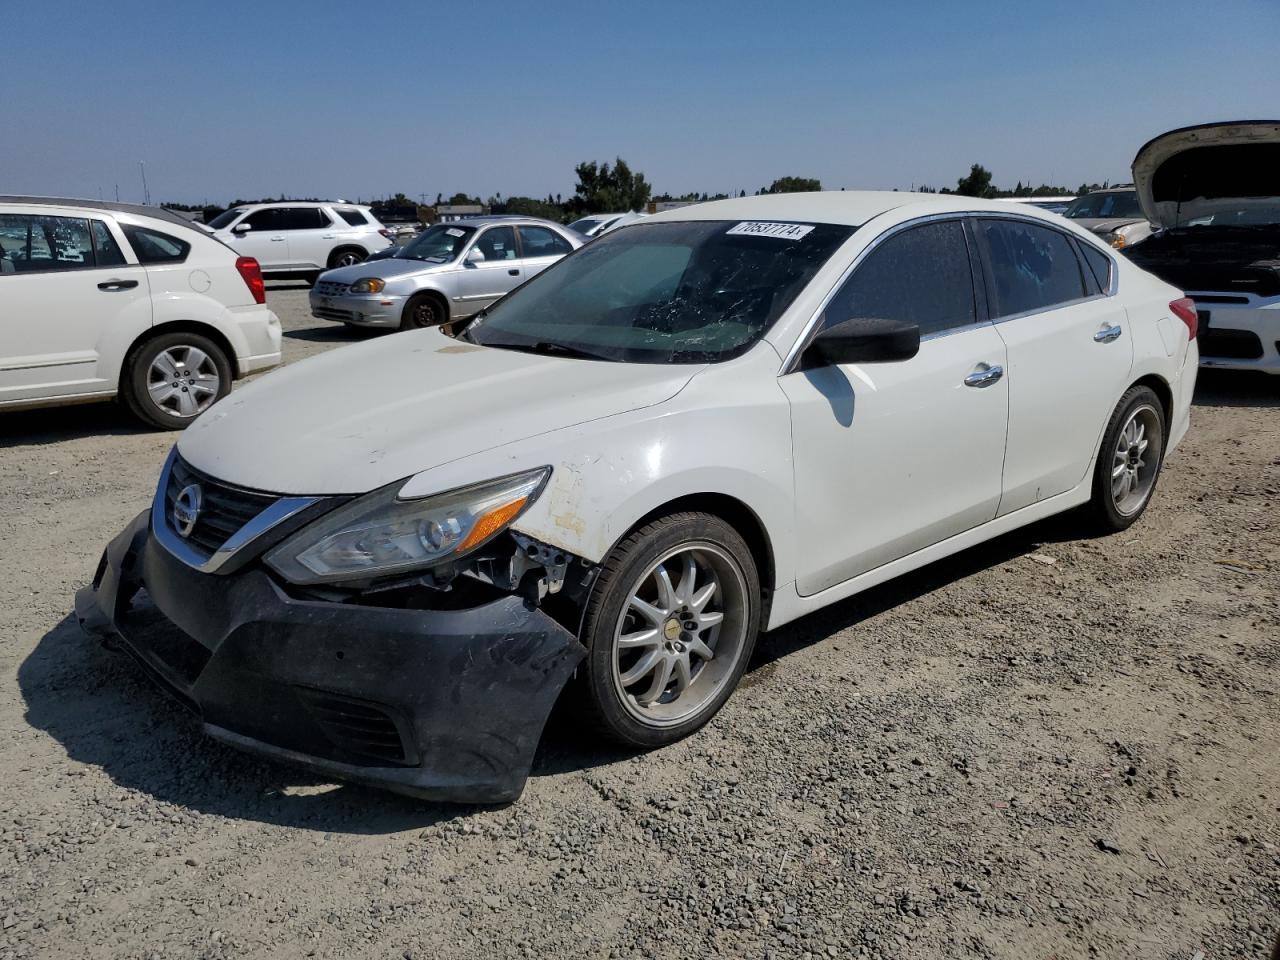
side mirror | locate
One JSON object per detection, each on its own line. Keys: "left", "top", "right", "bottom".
{"left": 232, "top": 222, "right": 251, "bottom": 233}
{"left": 465, "top": 246, "right": 485, "bottom": 265}
{"left": 805, "top": 317, "right": 920, "bottom": 366}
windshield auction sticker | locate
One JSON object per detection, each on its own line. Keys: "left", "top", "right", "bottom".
{"left": 726, "top": 221, "right": 815, "bottom": 240}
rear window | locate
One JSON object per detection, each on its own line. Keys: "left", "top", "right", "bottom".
{"left": 336, "top": 208, "right": 368, "bottom": 226}
{"left": 122, "top": 224, "right": 191, "bottom": 264}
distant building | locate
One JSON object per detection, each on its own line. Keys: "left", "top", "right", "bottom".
{"left": 436, "top": 204, "right": 484, "bottom": 222}
{"left": 646, "top": 200, "right": 697, "bottom": 214}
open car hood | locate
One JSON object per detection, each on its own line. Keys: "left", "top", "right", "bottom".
{"left": 1132, "top": 121, "right": 1280, "bottom": 230}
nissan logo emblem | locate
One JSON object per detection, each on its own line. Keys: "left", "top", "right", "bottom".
{"left": 173, "top": 484, "right": 203, "bottom": 538}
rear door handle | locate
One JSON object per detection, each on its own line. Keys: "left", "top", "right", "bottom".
{"left": 270, "top": 236, "right": 286, "bottom": 241}
{"left": 97, "top": 279, "right": 139, "bottom": 291}
{"left": 508, "top": 268, "right": 521, "bottom": 276}
{"left": 963, "top": 364, "right": 1003, "bottom": 388}
{"left": 1094, "top": 324, "right": 1123, "bottom": 343}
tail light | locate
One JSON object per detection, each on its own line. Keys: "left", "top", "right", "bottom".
{"left": 235, "top": 256, "right": 266, "bottom": 305}
{"left": 378, "top": 228, "right": 392, "bottom": 239}
{"left": 1169, "top": 296, "right": 1198, "bottom": 340}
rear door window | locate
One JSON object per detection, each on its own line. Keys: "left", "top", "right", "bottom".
{"left": 0, "top": 213, "right": 96, "bottom": 272}
{"left": 1078, "top": 242, "right": 1113, "bottom": 293}
{"left": 821, "top": 219, "right": 977, "bottom": 338}
{"left": 518, "top": 225, "right": 574, "bottom": 257}
{"left": 976, "top": 219, "right": 1086, "bottom": 318}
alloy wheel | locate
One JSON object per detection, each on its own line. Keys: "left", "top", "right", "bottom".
{"left": 1110, "top": 403, "right": 1163, "bottom": 516}
{"left": 147, "top": 346, "right": 221, "bottom": 419}
{"left": 611, "top": 543, "right": 749, "bottom": 727}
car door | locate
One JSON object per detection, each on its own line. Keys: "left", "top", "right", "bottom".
{"left": 284, "top": 206, "right": 337, "bottom": 269}
{"left": 451, "top": 226, "right": 520, "bottom": 314}
{"left": 230, "top": 208, "right": 290, "bottom": 269}
{"left": 780, "top": 218, "right": 1009, "bottom": 596}
{"left": 0, "top": 212, "right": 150, "bottom": 403}
{"left": 517, "top": 225, "right": 575, "bottom": 281}
{"left": 972, "top": 218, "right": 1134, "bottom": 515}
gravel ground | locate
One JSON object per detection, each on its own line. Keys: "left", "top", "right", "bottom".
{"left": 1, "top": 284, "right": 1277, "bottom": 960}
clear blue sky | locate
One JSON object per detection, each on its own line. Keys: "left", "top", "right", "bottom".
{"left": 5, "top": 0, "right": 1278, "bottom": 205}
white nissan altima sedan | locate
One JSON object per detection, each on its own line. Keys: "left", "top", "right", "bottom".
{"left": 77, "top": 192, "right": 1198, "bottom": 803}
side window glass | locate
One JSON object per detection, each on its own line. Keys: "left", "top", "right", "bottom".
{"left": 822, "top": 220, "right": 976, "bottom": 338}
{"left": 244, "top": 209, "right": 281, "bottom": 230}
{"left": 978, "top": 220, "right": 1086, "bottom": 318}
{"left": 91, "top": 221, "right": 127, "bottom": 267}
{"left": 0, "top": 214, "right": 93, "bottom": 272}
{"left": 337, "top": 208, "right": 367, "bottom": 226}
{"left": 1079, "top": 243, "right": 1112, "bottom": 293}
{"left": 519, "top": 225, "right": 573, "bottom": 257}
{"left": 122, "top": 225, "right": 191, "bottom": 264}
{"left": 475, "top": 226, "right": 517, "bottom": 261}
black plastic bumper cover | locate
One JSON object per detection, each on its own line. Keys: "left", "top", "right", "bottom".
{"left": 74, "top": 511, "right": 586, "bottom": 803}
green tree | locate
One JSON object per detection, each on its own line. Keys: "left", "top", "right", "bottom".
{"left": 569, "top": 158, "right": 652, "bottom": 215}
{"left": 955, "top": 164, "right": 995, "bottom": 198}
{"left": 447, "top": 192, "right": 482, "bottom": 207}
{"left": 762, "top": 176, "right": 822, "bottom": 194}
{"left": 492, "top": 195, "right": 566, "bottom": 221}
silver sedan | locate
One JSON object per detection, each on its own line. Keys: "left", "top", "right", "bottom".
{"left": 309, "top": 216, "right": 583, "bottom": 331}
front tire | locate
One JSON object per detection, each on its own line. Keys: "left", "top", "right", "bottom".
{"left": 580, "top": 513, "right": 761, "bottom": 748}
{"left": 400, "top": 292, "right": 447, "bottom": 331}
{"left": 122, "top": 332, "right": 232, "bottom": 430}
{"left": 1085, "top": 385, "right": 1166, "bottom": 531}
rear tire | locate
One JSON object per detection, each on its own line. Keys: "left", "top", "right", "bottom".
{"left": 400, "top": 292, "right": 448, "bottom": 331}
{"left": 1085, "top": 385, "right": 1166, "bottom": 532}
{"left": 579, "top": 512, "right": 761, "bottom": 749}
{"left": 122, "top": 332, "right": 232, "bottom": 430}
{"left": 328, "top": 247, "right": 366, "bottom": 269}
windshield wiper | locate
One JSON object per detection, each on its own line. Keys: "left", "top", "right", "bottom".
{"left": 482, "top": 340, "right": 614, "bottom": 362}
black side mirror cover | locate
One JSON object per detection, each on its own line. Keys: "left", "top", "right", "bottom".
{"left": 807, "top": 317, "right": 921, "bottom": 366}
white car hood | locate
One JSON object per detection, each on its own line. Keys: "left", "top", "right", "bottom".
{"left": 1133, "top": 120, "right": 1280, "bottom": 229}
{"left": 179, "top": 329, "right": 698, "bottom": 494}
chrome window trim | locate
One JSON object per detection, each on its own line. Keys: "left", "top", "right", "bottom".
{"left": 151, "top": 447, "right": 320, "bottom": 574}
{"left": 780, "top": 212, "right": 990, "bottom": 374}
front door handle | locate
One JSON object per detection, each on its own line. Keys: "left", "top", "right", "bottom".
{"left": 508, "top": 268, "right": 521, "bottom": 276}
{"left": 1094, "top": 324, "right": 1123, "bottom": 343}
{"left": 270, "top": 236, "right": 286, "bottom": 241}
{"left": 964, "top": 364, "right": 1004, "bottom": 388}
{"left": 97, "top": 279, "right": 139, "bottom": 291}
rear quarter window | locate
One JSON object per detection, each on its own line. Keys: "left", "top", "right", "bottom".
{"left": 337, "top": 208, "right": 368, "bottom": 226}
{"left": 123, "top": 224, "right": 191, "bottom": 264}
{"left": 1079, "top": 242, "right": 1113, "bottom": 293}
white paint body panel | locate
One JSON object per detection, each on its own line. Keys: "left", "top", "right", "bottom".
{"left": 172, "top": 192, "right": 1195, "bottom": 630}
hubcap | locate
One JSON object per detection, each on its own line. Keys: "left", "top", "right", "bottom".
{"left": 1110, "top": 404, "right": 1162, "bottom": 516}
{"left": 611, "top": 543, "right": 749, "bottom": 727}
{"left": 414, "top": 302, "right": 437, "bottom": 326}
{"left": 146, "top": 346, "right": 220, "bottom": 419}
{"left": 337, "top": 252, "right": 361, "bottom": 267}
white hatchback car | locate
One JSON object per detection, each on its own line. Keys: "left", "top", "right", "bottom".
{"left": 204, "top": 201, "right": 393, "bottom": 277}
{"left": 78, "top": 192, "right": 1196, "bottom": 802}
{"left": 0, "top": 197, "right": 282, "bottom": 429}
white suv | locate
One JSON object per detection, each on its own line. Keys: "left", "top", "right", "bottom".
{"left": 204, "top": 201, "right": 393, "bottom": 277}
{"left": 0, "top": 197, "right": 281, "bottom": 429}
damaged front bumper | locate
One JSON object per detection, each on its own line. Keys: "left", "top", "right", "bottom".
{"left": 75, "top": 511, "right": 586, "bottom": 803}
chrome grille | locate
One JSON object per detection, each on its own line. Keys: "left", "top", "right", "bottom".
{"left": 163, "top": 455, "right": 282, "bottom": 557}
{"left": 314, "top": 280, "right": 349, "bottom": 296}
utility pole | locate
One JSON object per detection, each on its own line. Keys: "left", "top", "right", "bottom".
{"left": 139, "top": 161, "right": 150, "bottom": 205}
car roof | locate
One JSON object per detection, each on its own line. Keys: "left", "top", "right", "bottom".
{"left": 0, "top": 195, "right": 196, "bottom": 228}
{"left": 441, "top": 215, "right": 569, "bottom": 228}
{"left": 643, "top": 190, "right": 1072, "bottom": 228}
{"left": 226, "top": 200, "right": 368, "bottom": 210}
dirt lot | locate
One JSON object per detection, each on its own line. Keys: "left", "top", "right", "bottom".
{"left": 1, "top": 284, "right": 1277, "bottom": 960}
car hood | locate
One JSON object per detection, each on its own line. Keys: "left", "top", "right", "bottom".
{"left": 1069, "top": 216, "right": 1147, "bottom": 234}
{"left": 1133, "top": 120, "right": 1280, "bottom": 229}
{"left": 178, "top": 329, "right": 698, "bottom": 495}
{"left": 319, "top": 257, "right": 454, "bottom": 284}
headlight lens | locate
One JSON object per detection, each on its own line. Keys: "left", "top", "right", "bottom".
{"left": 265, "top": 467, "right": 551, "bottom": 584}
{"left": 348, "top": 277, "right": 386, "bottom": 294}
{"left": 1108, "top": 232, "right": 1127, "bottom": 249}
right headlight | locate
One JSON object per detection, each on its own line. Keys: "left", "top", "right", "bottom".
{"left": 265, "top": 467, "right": 551, "bottom": 585}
